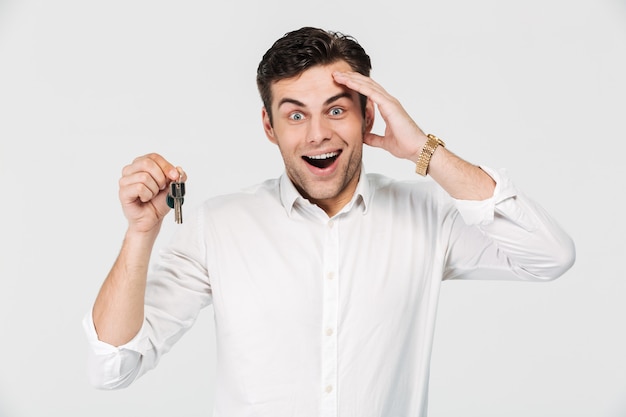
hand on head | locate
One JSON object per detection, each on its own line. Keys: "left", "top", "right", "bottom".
{"left": 332, "top": 71, "right": 428, "bottom": 163}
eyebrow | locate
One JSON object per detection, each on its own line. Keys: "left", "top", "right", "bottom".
{"left": 277, "top": 92, "right": 354, "bottom": 109}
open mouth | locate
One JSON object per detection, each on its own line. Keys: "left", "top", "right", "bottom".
{"left": 303, "top": 151, "right": 341, "bottom": 169}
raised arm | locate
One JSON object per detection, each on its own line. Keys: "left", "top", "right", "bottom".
{"left": 92, "top": 153, "right": 185, "bottom": 346}
{"left": 332, "top": 71, "right": 495, "bottom": 200}
{"left": 333, "top": 70, "right": 575, "bottom": 280}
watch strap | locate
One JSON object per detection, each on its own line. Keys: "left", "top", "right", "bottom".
{"left": 415, "top": 134, "right": 445, "bottom": 176}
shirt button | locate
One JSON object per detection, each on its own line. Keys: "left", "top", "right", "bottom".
{"left": 326, "top": 272, "right": 334, "bottom": 280}
{"left": 326, "top": 327, "right": 334, "bottom": 336}
{"left": 325, "top": 385, "right": 333, "bottom": 393}
{"left": 327, "top": 220, "right": 335, "bottom": 229}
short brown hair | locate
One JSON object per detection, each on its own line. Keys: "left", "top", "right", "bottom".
{"left": 256, "top": 27, "right": 372, "bottom": 124}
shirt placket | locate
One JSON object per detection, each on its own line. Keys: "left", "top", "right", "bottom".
{"left": 320, "top": 217, "right": 339, "bottom": 417}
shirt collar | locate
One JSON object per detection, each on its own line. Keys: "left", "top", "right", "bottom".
{"left": 279, "top": 167, "right": 371, "bottom": 218}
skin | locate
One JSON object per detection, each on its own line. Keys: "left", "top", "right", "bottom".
{"left": 261, "top": 61, "right": 374, "bottom": 216}
{"left": 331, "top": 70, "right": 495, "bottom": 200}
{"left": 92, "top": 59, "right": 495, "bottom": 346}
{"left": 92, "top": 156, "right": 186, "bottom": 346}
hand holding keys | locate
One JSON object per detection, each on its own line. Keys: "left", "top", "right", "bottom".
{"left": 166, "top": 174, "right": 186, "bottom": 224}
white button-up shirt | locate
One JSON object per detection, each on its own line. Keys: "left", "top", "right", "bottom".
{"left": 83, "top": 167, "right": 575, "bottom": 417}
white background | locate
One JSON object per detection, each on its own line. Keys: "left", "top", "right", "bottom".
{"left": 1, "top": 0, "right": 624, "bottom": 416}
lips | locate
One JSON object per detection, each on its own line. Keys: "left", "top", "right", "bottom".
{"left": 303, "top": 151, "right": 341, "bottom": 169}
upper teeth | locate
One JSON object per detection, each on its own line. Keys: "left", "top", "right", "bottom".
{"left": 308, "top": 152, "right": 338, "bottom": 160}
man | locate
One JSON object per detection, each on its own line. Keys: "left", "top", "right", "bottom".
{"left": 84, "top": 27, "right": 575, "bottom": 416}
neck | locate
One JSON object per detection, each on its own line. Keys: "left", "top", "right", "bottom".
{"left": 306, "top": 167, "right": 362, "bottom": 218}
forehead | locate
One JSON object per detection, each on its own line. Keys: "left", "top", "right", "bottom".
{"left": 270, "top": 61, "right": 355, "bottom": 107}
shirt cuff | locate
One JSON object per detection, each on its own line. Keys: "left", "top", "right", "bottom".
{"left": 453, "top": 166, "right": 517, "bottom": 225}
{"left": 82, "top": 310, "right": 146, "bottom": 355}
{"left": 82, "top": 311, "right": 146, "bottom": 389}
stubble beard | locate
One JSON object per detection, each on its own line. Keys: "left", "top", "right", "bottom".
{"left": 286, "top": 146, "right": 363, "bottom": 205}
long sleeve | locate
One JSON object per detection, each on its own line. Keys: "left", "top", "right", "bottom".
{"left": 84, "top": 205, "right": 213, "bottom": 389}
{"left": 444, "top": 166, "right": 576, "bottom": 281}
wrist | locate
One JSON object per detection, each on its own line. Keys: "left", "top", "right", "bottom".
{"left": 415, "top": 134, "right": 445, "bottom": 176}
{"left": 124, "top": 224, "right": 162, "bottom": 247}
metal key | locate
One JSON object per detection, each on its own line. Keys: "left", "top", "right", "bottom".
{"left": 166, "top": 180, "right": 185, "bottom": 224}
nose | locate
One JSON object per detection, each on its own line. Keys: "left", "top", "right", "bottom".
{"left": 306, "top": 116, "right": 332, "bottom": 144}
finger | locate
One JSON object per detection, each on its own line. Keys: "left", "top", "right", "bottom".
{"left": 333, "top": 71, "right": 392, "bottom": 103}
{"left": 119, "top": 182, "right": 159, "bottom": 206}
{"left": 333, "top": 72, "right": 406, "bottom": 124}
{"left": 119, "top": 171, "right": 163, "bottom": 203}
{"left": 173, "top": 166, "right": 187, "bottom": 182}
{"left": 363, "top": 132, "right": 386, "bottom": 149}
{"left": 123, "top": 153, "right": 181, "bottom": 190}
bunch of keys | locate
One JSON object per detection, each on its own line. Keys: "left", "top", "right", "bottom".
{"left": 166, "top": 178, "right": 185, "bottom": 224}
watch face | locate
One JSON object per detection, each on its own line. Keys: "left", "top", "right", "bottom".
{"left": 427, "top": 134, "right": 445, "bottom": 147}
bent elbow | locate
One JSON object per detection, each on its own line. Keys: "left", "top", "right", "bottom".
{"left": 554, "top": 236, "right": 576, "bottom": 278}
{"left": 88, "top": 372, "right": 135, "bottom": 391}
{"left": 88, "top": 369, "right": 139, "bottom": 391}
{"left": 538, "top": 234, "right": 577, "bottom": 281}
{"left": 87, "top": 348, "right": 143, "bottom": 390}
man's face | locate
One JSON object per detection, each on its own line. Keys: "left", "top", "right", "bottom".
{"left": 262, "top": 60, "right": 374, "bottom": 215}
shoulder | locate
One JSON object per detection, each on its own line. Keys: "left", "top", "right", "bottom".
{"left": 362, "top": 173, "right": 457, "bottom": 224}
{"left": 200, "top": 177, "right": 282, "bottom": 215}
{"left": 365, "top": 172, "right": 448, "bottom": 204}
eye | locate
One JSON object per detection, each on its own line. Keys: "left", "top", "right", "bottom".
{"left": 289, "top": 112, "right": 304, "bottom": 121}
{"left": 329, "top": 107, "right": 344, "bottom": 117}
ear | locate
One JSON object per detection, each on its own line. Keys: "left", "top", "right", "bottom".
{"left": 363, "top": 98, "right": 375, "bottom": 135}
{"left": 262, "top": 107, "right": 277, "bottom": 145}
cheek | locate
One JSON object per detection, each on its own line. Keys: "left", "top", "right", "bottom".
{"left": 274, "top": 124, "right": 308, "bottom": 146}
{"left": 341, "top": 120, "right": 367, "bottom": 143}
{"left": 273, "top": 132, "right": 303, "bottom": 156}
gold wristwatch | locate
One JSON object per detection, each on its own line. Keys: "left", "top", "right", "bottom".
{"left": 415, "top": 134, "right": 445, "bottom": 176}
